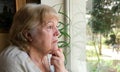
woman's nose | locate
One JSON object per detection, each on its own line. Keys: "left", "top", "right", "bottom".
{"left": 54, "top": 28, "right": 60, "bottom": 36}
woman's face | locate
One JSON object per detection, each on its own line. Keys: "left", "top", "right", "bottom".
{"left": 30, "top": 18, "right": 60, "bottom": 54}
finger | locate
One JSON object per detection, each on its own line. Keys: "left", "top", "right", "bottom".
{"left": 51, "top": 56, "right": 59, "bottom": 61}
{"left": 51, "top": 56, "right": 60, "bottom": 65}
{"left": 58, "top": 48, "right": 63, "bottom": 52}
{"left": 52, "top": 50, "right": 65, "bottom": 62}
{"left": 52, "top": 50, "right": 62, "bottom": 57}
{"left": 51, "top": 56, "right": 64, "bottom": 65}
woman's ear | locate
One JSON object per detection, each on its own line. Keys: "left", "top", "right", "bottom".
{"left": 23, "top": 31, "right": 33, "bottom": 42}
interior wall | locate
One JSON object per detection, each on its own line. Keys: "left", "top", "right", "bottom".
{"left": 41, "top": 0, "right": 64, "bottom": 14}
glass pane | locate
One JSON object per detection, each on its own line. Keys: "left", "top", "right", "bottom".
{"left": 86, "top": 0, "right": 120, "bottom": 72}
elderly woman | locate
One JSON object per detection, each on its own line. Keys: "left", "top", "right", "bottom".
{"left": 0, "top": 3, "right": 68, "bottom": 72}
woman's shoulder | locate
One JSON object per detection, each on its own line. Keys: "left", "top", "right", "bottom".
{"left": 0, "top": 45, "right": 29, "bottom": 63}
{"left": 0, "top": 45, "right": 31, "bottom": 72}
{"left": 1, "top": 45, "right": 27, "bottom": 56}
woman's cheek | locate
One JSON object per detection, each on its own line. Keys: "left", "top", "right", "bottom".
{"left": 48, "top": 34, "right": 53, "bottom": 47}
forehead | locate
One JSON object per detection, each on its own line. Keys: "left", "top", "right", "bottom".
{"left": 43, "top": 18, "right": 59, "bottom": 25}
{"left": 34, "top": 18, "right": 58, "bottom": 29}
{"left": 31, "top": 18, "right": 58, "bottom": 33}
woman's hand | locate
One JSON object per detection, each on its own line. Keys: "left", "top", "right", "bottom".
{"left": 51, "top": 48, "right": 68, "bottom": 72}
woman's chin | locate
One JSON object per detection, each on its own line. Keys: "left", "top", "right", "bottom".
{"left": 49, "top": 48, "right": 58, "bottom": 54}
{"left": 53, "top": 46, "right": 58, "bottom": 50}
{"left": 51, "top": 43, "right": 58, "bottom": 49}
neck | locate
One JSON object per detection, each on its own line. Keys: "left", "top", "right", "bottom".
{"left": 28, "top": 46, "right": 47, "bottom": 64}
{"left": 28, "top": 47, "right": 50, "bottom": 72}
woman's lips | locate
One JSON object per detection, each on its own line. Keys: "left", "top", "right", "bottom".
{"left": 53, "top": 40, "right": 58, "bottom": 43}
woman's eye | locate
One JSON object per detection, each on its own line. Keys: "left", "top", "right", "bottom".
{"left": 47, "top": 26, "right": 53, "bottom": 29}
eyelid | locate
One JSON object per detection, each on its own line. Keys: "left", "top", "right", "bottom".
{"left": 47, "top": 25, "right": 53, "bottom": 29}
{"left": 47, "top": 21, "right": 58, "bottom": 28}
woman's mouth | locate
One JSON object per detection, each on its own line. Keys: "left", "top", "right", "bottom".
{"left": 53, "top": 40, "right": 58, "bottom": 43}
